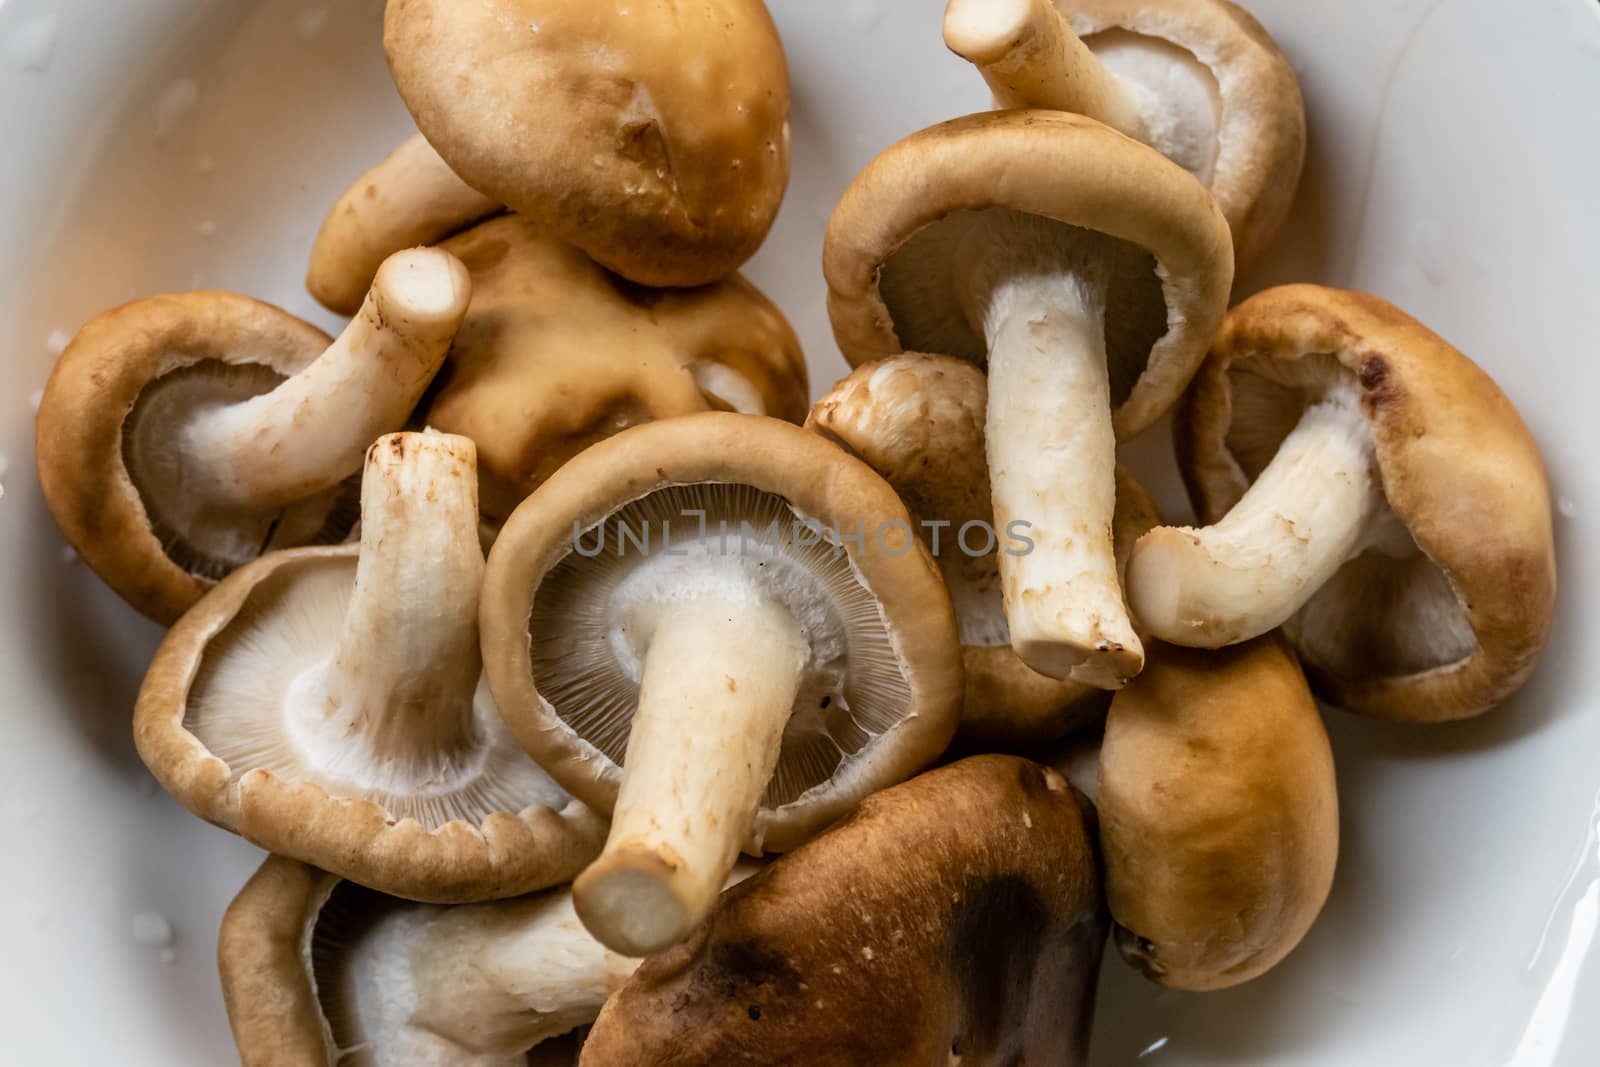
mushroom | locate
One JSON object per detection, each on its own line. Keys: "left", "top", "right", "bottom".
{"left": 307, "top": 132, "right": 499, "bottom": 316}
{"left": 808, "top": 353, "right": 1162, "bottom": 750}
{"left": 824, "top": 110, "right": 1234, "bottom": 689}
{"left": 1126, "top": 285, "right": 1557, "bottom": 721}
{"left": 1098, "top": 636, "right": 1338, "bottom": 990}
{"left": 218, "top": 855, "right": 763, "bottom": 1066}
{"left": 424, "top": 214, "right": 808, "bottom": 521}
{"left": 35, "top": 248, "right": 472, "bottom": 624}
{"left": 135, "top": 432, "right": 607, "bottom": 901}
{"left": 580, "top": 754, "right": 1107, "bottom": 1066}
{"left": 481, "top": 412, "right": 963, "bottom": 956}
{"left": 384, "top": 0, "right": 791, "bottom": 287}
{"left": 943, "top": 0, "right": 1305, "bottom": 268}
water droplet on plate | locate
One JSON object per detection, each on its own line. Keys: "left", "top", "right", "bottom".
{"left": 28, "top": 388, "right": 44, "bottom": 414}
{"left": 294, "top": 8, "right": 329, "bottom": 39}
{"left": 61, "top": 543, "right": 78, "bottom": 565}
{"left": 8, "top": 14, "right": 60, "bottom": 74}
{"left": 155, "top": 78, "right": 201, "bottom": 141}
{"left": 131, "top": 912, "right": 175, "bottom": 948}
{"left": 46, "top": 329, "right": 70, "bottom": 357}
{"left": 1558, "top": 497, "right": 1577, "bottom": 519}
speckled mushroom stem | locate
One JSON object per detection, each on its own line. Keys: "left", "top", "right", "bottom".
{"left": 308, "top": 133, "right": 499, "bottom": 315}
{"left": 943, "top": 0, "right": 1149, "bottom": 140}
{"left": 178, "top": 248, "right": 471, "bottom": 514}
{"left": 1128, "top": 384, "right": 1383, "bottom": 648}
{"left": 318, "top": 432, "right": 484, "bottom": 763}
{"left": 980, "top": 268, "right": 1144, "bottom": 689}
{"left": 575, "top": 596, "right": 807, "bottom": 957}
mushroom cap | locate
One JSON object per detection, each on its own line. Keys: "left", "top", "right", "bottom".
{"left": 384, "top": 0, "right": 791, "bottom": 288}
{"left": 1178, "top": 285, "right": 1556, "bottom": 721}
{"left": 220, "top": 855, "right": 593, "bottom": 1066}
{"left": 1065, "top": 0, "right": 1306, "bottom": 268}
{"left": 824, "top": 110, "right": 1233, "bottom": 440}
{"left": 35, "top": 292, "right": 349, "bottom": 624}
{"left": 425, "top": 215, "right": 808, "bottom": 520}
{"left": 1098, "top": 636, "right": 1338, "bottom": 990}
{"left": 481, "top": 412, "right": 963, "bottom": 854}
{"left": 807, "top": 353, "right": 1163, "bottom": 750}
{"left": 135, "top": 544, "right": 608, "bottom": 902}
{"left": 580, "top": 754, "right": 1106, "bottom": 1066}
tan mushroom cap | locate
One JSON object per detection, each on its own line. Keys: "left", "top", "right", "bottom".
{"left": 1168, "top": 285, "right": 1556, "bottom": 721}
{"left": 824, "top": 109, "right": 1232, "bottom": 439}
{"left": 37, "top": 294, "right": 331, "bottom": 625}
{"left": 219, "top": 855, "right": 630, "bottom": 1066}
{"left": 483, "top": 412, "right": 961, "bottom": 845}
{"left": 1066, "top": 0, "right": 1306, "bottom": 268}
{"left": 136, "top": 436, "right": 607, "bottom": 902}
{"left": 426, "top": 215, "right": 808, "bottom": 520}
{"left": 385, "top": 0, "right": 791, "bottom": 288}
{"left": 307, "top": 132, "right": 499, "bottom": 316}
{"left": 581, "top": 755, "right": 1107, "bottom": 1067}
{"left": 1099, "top": 637, "right": 1338, "bottom": 990}
{"left": 807, "top": 353, "right": 1163, "bottom": 750}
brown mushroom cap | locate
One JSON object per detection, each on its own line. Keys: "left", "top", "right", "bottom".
{"left": 1167, "top": 285, "right": 1556, "bottom": 721}
{"left": 219, "top": 855, "right": 623, "bottom": 1066}
{"left": 1063, "top": 0, "right": 1306, "bottom": 269}
{"left": 37, "top": 250, "right": 471, "bottom": 624}
{"left": 824, "top": 109, "right": 1232, "bottom": 439}
{"left": 807, "top": 353, "right": 1163, "bottom": 750}
{"left": 1099, "top": 636, "right": 1338, "bottom": 990}
{"left": 580, "top": 754, "right": 1106, "bottom": 1066}
{"left": 426, "top": 215, "right": 808, "bottom": 520}
{"left": 136, "top": 435, "right": 607, "bottom": 902}
{"left": 385, "top": 0, "right": 791, "bottom": 288}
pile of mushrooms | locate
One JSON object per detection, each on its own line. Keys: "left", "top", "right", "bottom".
{"left": 28, "top": 0, "right": 1562, "bottom": 1063}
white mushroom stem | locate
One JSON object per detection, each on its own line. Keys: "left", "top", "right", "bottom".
{"left": 575, "top": 595, "right": 807, "bottom": 957}
{"left": 307, "top": 132, "right": 500, "bottom": 315}
{"left": 943, "top": 0, "right": 1148, "bottom": 140}
{"left": 179, "top": 248, "right": 471, "bottom": 514}
{"left": 316, "top": 433, "right": 485, "bottom": 765}
{"left": 979, "top": 263, "right": 1143, "bottom": 689}
{"left": 1128, "top": 386, "right": 1382, "bottom": 648}
{"left": 359, "top": 865, "right": 760, "bottom": 1064}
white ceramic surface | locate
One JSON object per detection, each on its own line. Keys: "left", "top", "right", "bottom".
{"left": 0, "top": 0, "right": 1596, "bottom": 1062}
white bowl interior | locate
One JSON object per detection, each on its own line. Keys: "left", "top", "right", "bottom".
{"left": 1, "top": 0, "right": 1597, "bottom": 1062}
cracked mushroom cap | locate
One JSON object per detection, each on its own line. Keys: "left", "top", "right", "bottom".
{"left": 1146, "top": 285, "right": 1556, "bottom": 721}
{"left": 824, "top": 109, "right": 1232, "bottom": 440}
{"left": 1099, "top": 636, "right": 1338, "bottom": 990}
{"left": 135, "top": 433, "right": 606, "bottom": 902}
{"left": 580, "top": 754, "right": 1107, "bottom": 1067}
{"left": 425, "top": 214, "right": 808, "bottom": 520}
{"left": 35, "top": 249, "right": 471, "bottom": 624}
{"left": 219, "top": 855, "right": 618, "bottom": 1066}
{"left": 808, "top": 353, "right": 1163, "bottom": 750}
{"left": 482, "top": 412, "right": 962, "bottom": 955}
{"left": 385, "top": 0, "right": 791, "bottom": 288}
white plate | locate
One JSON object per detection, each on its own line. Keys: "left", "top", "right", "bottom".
{"left": 1, "top": 0, "right": 1596, "bottom": 1062}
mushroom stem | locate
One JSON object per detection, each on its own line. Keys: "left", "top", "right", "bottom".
{"left": 1128, "top": 386, "right": 1382, "bottom": 648}
{"left": 308, "top": 132, "right": 500, "bottom": 315}
{"left": 318, "top": 432, "right": 485, "bottom": 763}
{"left": 981, "top": 269, "right": 1143, "bottom": 689}
{"left": 179, "top": 248, "right": 471, "bottom": 514}
{"left": 575, "top": 595, "right": 807, "bottom": 957}
{"left": 943, "top": 0, "right": 1148, "bottom": 140}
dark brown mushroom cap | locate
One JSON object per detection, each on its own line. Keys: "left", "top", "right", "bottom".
{"left": 823, "top": 109, "right": 1234, "bottom": 440}
{"left": 1179, "top": 285, "right": 1556, "bottom": 721}
{"left": 134, "top": 543, "right": 609, "bottom": 903}
{"left": 481, "top": 413, "right": 963, "bottom": 854}
{"left": 384, "top": 0, "right": 791, "bottom": 288}
{"left": 1066, "top": 0, "right": 1306, "bottom": 268}
{"left": 807, "top": 354, "right": 1164, "bottom": 750}
{"left": 35, "top": 293, "right": 338, "bottom": 624}
{"left": 580, "top": 755, "right": 1106, "bottom": 1067}
{"left": 426, "top": 215, "right": 808, "bottom": 520}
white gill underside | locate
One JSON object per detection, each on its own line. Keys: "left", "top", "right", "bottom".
{"left": 1089, "top": 29, "right": 1223, "bottom": 186}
